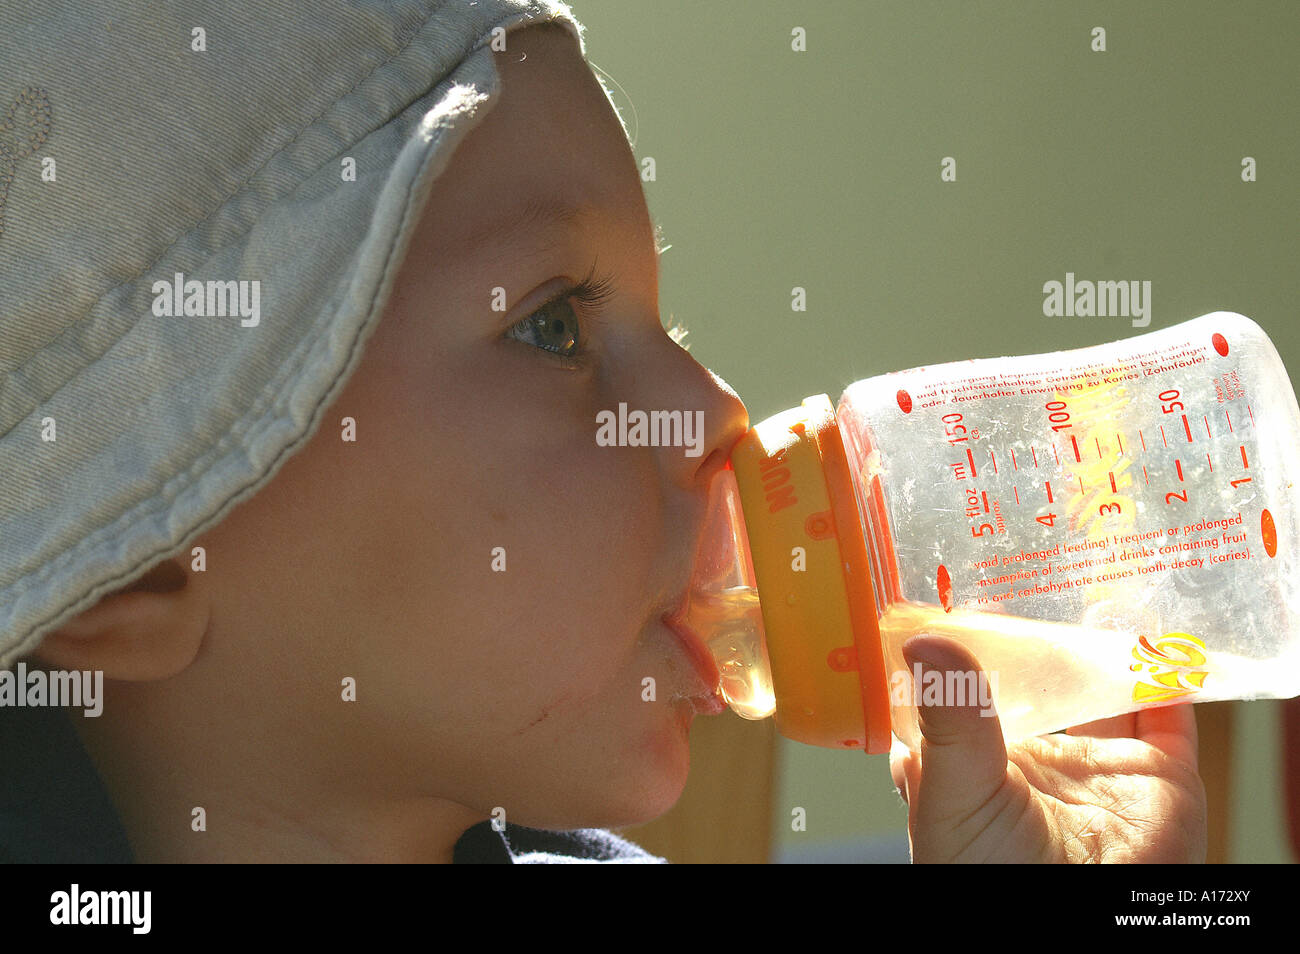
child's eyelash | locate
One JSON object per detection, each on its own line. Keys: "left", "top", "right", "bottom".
{"left": 561, "top": 262, "right": 617, "bottom": 314}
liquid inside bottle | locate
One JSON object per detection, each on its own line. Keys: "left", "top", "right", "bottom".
{"left": 876, "top": 597, "right": 1300, "bottom": 748}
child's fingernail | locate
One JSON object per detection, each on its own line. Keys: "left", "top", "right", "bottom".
{"left": 902, "top": 633, "right": 961, "bottom": 672}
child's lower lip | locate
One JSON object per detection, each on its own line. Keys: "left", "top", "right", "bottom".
{"left": 660, "top": 614, "right": 726, "bottom": 714}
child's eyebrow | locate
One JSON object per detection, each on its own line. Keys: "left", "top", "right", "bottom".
{"left": 450, "top": 195, "right": 591, "bottom": 263}
{"left": 452, "top": 194, "right": 669, "bottom": 264}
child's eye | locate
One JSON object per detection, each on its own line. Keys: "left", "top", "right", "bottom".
{"left": 507, "top": 299, "right": 583, "bottom": 359}
{"left": 504, "top": 266, "right": 616, "bottom": 367}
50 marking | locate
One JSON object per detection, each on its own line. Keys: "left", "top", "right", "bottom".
{"left": 1159, "top": 389, "right": 1190, "bottom": 505}
{"left": 1156, "top": 388, "right": 1253, "bottom": 506}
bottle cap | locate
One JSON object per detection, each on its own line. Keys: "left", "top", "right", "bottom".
{"left": 728, "top": 394, "right": 893, "bottom": 753}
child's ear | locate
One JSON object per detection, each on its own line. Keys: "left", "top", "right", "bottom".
{"left": 33, "top": 557, "right": 209, "bottom": 680}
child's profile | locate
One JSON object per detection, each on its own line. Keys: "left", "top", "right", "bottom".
{"left": 0, "top": 0, "right": 1207, "bottom": 864}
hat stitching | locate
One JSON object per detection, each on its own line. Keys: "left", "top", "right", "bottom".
{"left": 0, "top": 86, "right": 52, "bottom": 239}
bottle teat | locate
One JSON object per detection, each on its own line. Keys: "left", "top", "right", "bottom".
{"left": 669, "top": 465, "right": 775, "bottom": 719}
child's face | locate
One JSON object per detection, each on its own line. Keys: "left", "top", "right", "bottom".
{"left": 180, "top": 23, "right": 751, "bottom": 836}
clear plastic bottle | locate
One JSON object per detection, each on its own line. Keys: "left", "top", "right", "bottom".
{"left": 671, "top": 312, "right": 1300, "bottom": 752}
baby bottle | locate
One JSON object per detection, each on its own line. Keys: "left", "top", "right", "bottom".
{"left": 670, "top": 311, "right": 1300, "bottom": 752}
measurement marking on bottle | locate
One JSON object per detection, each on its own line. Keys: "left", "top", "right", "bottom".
{"left": 1078, "top": 475, "right": 1084, "bottom": 494}
{"left": 1226, "top": 410, "right": 1233, "bottom": 432}
{"left": 1143, "top": 464, "right": 1149, "bottom": 484}
{"left": 1011, "top": 448, "right": 1018, "bottom": 470}
{"left": 1231, "top": 445, "right": 1252, "bottom": 488}
{"left": 1161, "top": 425, "right": 1168, "bottom": 447}
{"left": 1071, "top": 434, "right": 1081, "bottom": 462}
{"left": 1182, "top": 414, "right": 1193, "bottom": 442}
{"left": 981, "top": 490, "right": 990, "bottom": 513}
{"left": 1248, "top": 404, "right": 1255, "bottom": 426}
{"left": 990, "top": 449, "right": 998, "bottom": 474}
{"left": 1140, "top": 429, "right": 1147, "bottom": 452}
{"left": 1032, "top": 447, "right": 1038, "bottom": 468}
{"left": 1117, "top": 432, "right": 1124, "bottom": 455}
{"left": 1204, "top": 415, "right": 1211, "bottom": 439}
{"left": 1175, "top": 459, "right": 1184, "bottom": 481}
{"left": 1052, "top": 443, "right": 1060, "bottom": 465}
{"left": 1045, "top": 481, "right": 1054, "bottom": 503}
{"left": 1206, "top": 454, "right": 1213, "bottom": 472}
{"left": 966, "top": 447, "right": 977, "bottom": 478}
{"left": 1109, "top": 471, "right": 1117, "bottom": 492}
{"left": 1014, "top": 486, "right": 1020, "bottom": 505}
{"left": 1095, "top": 436, "right": 1103, "bottom": 459}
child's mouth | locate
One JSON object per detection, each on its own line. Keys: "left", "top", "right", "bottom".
{"left": 660, "top": 613, "right": 726, "bottom": 715}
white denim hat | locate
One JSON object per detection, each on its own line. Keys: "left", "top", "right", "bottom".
{"left": 0, "top": 0, "right": 589, "bottom": 668}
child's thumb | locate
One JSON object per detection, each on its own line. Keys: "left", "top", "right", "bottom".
{"left": 901, "top": 634, "right": 1009, "bottom": 815}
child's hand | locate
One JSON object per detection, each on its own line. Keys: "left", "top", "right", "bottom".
{"left": 889, "top": 634, "right": 1208, "bottom": 863}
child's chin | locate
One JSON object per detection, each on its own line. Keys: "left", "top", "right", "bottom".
{"left": 524, "top": 762, "right": 687, "bottom": 833}
{"left": 579, "top": 719, "right": 693, "bottom": 830}
{"left": 592, "top": 777, "right": 688, "bottom": 832}
{"left": 624, "top": 717, "right": 695, "bottom": 822}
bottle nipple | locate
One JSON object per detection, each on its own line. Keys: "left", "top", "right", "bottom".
{"left": 669, "top": 467, "right": 776, "bottom": 720}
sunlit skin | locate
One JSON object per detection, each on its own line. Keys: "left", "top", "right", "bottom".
{"left": 892, "top": 635, "right": 1207, "bottom": 862}
{"left": 32, "top": 24, "right": 1206, "bottom": 863}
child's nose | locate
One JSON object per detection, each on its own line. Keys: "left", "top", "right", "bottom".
{"left": 646, "top": 348, "right": 750, "bottom": 491}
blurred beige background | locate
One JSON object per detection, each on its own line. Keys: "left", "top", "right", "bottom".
{"left": 571, "top": 0, "right": 1299, "bottom": 862}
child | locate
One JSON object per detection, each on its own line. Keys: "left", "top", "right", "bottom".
{"left": 0, "top": 0, "right": 1205, "bottom": 862}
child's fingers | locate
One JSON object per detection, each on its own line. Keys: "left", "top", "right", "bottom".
{"left": 889, "top": 758, "right": 908, "bottom": 805}
{"left": 1065, "top": 712, "right": 1137, "bottom": 739}
{"left": 889, "top": 738, "right": 920, "bottom": 806}
{"left": 902, "top": 635, "right": 1009, "bottom": 814}
{"left": 1064, "top": 702, "right": 1198, "bottom": 768}
{"left": 889, "top": 741, "right": 908, "bottom": 802}
{"left": 1134, "top": 701, "right": 1199, "bottom": 769}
